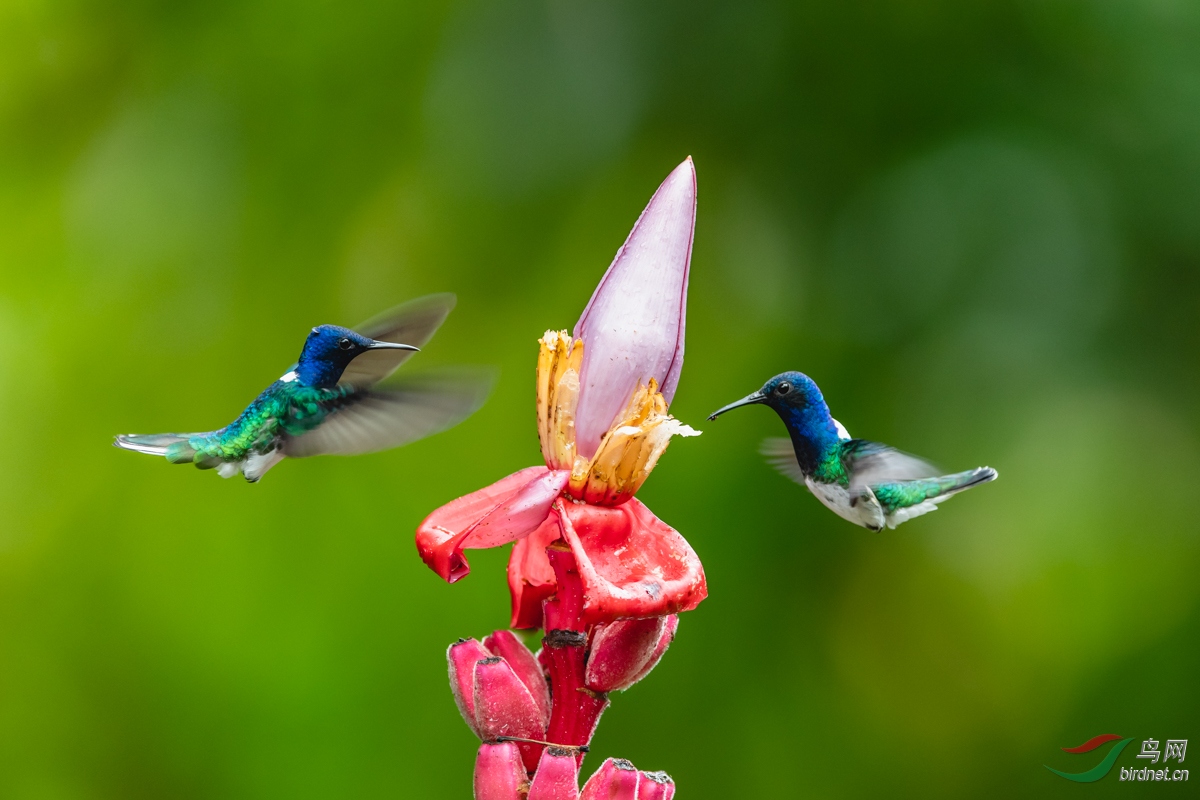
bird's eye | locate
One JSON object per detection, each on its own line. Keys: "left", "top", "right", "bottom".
{"left": 775, "top": 382, "right": 792, "bottom": 396}
{"left": 337, "top": 337, "right": 355, "bottom": 351}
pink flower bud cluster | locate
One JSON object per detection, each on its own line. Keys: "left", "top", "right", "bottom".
{"left": 475, "top": 744, "right": 676, "bottom": 800}
{"left": 450, "top": 617, "right": 679, "bottom": 798}
{"left": 449, "top": 631, "right": 551, "bottom": 773}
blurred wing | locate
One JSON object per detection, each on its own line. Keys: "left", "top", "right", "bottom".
{"left": 338, "top": 293, "right": 457, "bottom": 388}
{"left": 760, "top": 437, "right": 805, "bottom": 485}
{"left": 284, "top": 367, "right": 495, "bottom": 458}
{"left": 843, "top": 439, "right": 940, "bottom": 492}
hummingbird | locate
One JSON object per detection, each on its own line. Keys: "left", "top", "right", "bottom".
{"left": 708, "top": 371, "right": 997, "bottom": 530}
{"left": 115, "top": 293, "right": 493, "bottom": 482}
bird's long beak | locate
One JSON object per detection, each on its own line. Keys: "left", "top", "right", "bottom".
{"left": 367, "top": 340, "right": 420, "bottom": 352}
{"left": 707, "top": 391, "right": 766, "bottom": 420}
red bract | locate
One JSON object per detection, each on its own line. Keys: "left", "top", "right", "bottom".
{"left": 508, "top": 513, "right": 562, "bottom": 630}
{"left": 418, "top": 466, "right": 568, "bottom": 584}
{"left": 421, "top": 487, "right": 705, "bottom": 630}
{"left": 555, "top": 502, "right": 703, "bottom": 628}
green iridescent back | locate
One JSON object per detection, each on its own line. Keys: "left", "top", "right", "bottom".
{"left": 176, "top": 381, "right": 357, "bottom": 462}
{"left": 871, "top": 481, "right": 938, "bottom": 514}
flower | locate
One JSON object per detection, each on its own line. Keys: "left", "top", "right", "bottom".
{"left": 415, "top": 158, "right": 707, "bottom": 630}
{"left": 448, "top": 632, "right": 550, "bottom": 772}
{"left": 422, "top": 160, "right": 705, "bottom": 798}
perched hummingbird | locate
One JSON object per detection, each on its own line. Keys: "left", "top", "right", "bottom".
{"left": 115, "top": 293, "right": 492, "bottom": 483}
{"left": 708, "top": 371, "right": 997, "bottom": 530}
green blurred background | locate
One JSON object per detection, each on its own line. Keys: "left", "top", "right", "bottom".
{"left": 2, "top": 1, "right": 1197, "bottom": 797}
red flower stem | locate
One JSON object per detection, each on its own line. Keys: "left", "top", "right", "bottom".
{"left": 542, "top": 533, "right": 609, "bottom": 766}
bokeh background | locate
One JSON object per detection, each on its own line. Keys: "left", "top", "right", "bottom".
{"left": 2, "top": 1, "right": 1198, "bottom": 797}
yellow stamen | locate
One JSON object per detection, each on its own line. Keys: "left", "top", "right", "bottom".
{"left": 535, "top": 331, "right": 699, "bottom": 506}
{"left": 536, "top": 330, "right": 583, "bottom": 470}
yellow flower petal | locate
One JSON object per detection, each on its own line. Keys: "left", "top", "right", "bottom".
{"left": 538, "top": 335, "right": 699, "bottom": 507}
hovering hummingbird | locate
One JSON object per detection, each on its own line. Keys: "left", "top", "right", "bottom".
{"left": 115, "top": 293, "right": 492, "bottom": 483}
{"left": 708, "top": 371, "right": 997, "bottom": 530}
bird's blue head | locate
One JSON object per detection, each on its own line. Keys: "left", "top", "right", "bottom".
{"left": 708, "top": 370, "right": 828, "bottom": 420}
{"left": 708, "top": 371, "right": 841, "bottom": 467}
{"left": 294, "top": 324, "right": 418, "bottom": 387}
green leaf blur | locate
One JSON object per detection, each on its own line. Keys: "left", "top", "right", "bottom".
{"left": 1, "top": 1, "right": 1196, "bottom": 797}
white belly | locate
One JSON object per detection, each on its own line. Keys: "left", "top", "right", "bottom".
{"left": 805, "top": 477, "right": 886, "bottom": 531}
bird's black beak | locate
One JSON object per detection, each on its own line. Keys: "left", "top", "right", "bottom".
{"left": 707, "top": 390, "right": 767, "bottom": 420}
{"left": 366, "top": 340, "right": 420, "bottom": 352}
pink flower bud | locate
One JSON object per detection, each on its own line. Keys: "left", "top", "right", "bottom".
{"left": 474, "top": 742, "right": 530, "bottom": 800}
{"left": 526, "top": 747, "right": 581, "bottom": 800}
{"left": 448, "top": 636, "right": 550, "bottom": 769}
{"left": 585, "top": 615, "right": 678, "bottom": 692}
{"left": 474, "top": 657, "right": 547, "bottom": 772}
{"left": 627, "top": 614, "right": 678, "bottom": 687}
{"left": 448, "top": 638, "right": 493, "bottom": 738}
{"left": 484, "top": 630, "right": 551, "bottom": 725}
{"left": 637, "top": 771, "right": 675, "bottom": 800}
{"left": 580, "top": 758, "right": 640, "bottom": 800}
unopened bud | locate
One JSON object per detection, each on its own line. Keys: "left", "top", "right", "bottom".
{"left": 627, "top": 614, "right": 678, "bottom": 687}
{"left": 449, "top": 638, "right": 493, "bottom": 738}
{"left": 580, "top": 758, "right": 639, "bottom": 800}
{"left": 474, "top": 742, "right": 530, "bottom": 800}
{"left": 527, "top": 747, "right": 581, "bottom": 800}
{"left": 584, "top": 615, "right": 678, "bottom": 692}
{"left": 637, "top": 771, "right": 675, "bottom": 800}
{"left": 474, "top": 657, "right": 547, "bottom": 773}
{"left": 484, "top": 629, "right": 551, "bottom": 725}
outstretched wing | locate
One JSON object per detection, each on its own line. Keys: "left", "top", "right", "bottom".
{"left": 284, "top": 367, "right": 495, "bottom": 458}
{"left": 760, "top": 437, "right": 805, "bottom": 484}
{"left": 842, "top": 439, "right": 940, "bottom": 492}
{"left": 338, "top": 293, "right": 458, "bottom": 389}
